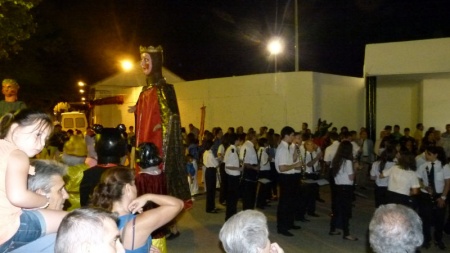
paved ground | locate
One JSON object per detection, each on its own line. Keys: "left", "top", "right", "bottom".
{"left": 166, "top": 181, "right": 450, "bottom": 253}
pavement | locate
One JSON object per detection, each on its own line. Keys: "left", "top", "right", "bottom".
{"left": 166, "top": 182, "right": 450, "bottom": 253}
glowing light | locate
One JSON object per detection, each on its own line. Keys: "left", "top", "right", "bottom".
{"left": 78, "top": 81, "right": 86, "bottom": 87}
{"left": 81, "top": 97, "right": 86, "bottom": 101}
{"left": 267, "top": 38, "right": 283, "bottom": 55}
{"left": 79, "top": 89, "right": 85, "bottom": 94}
{"left": 121, "top": 60, "right": 133, "bottom": 72}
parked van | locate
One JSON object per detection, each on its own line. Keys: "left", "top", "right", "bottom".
{"left": 60, "top": 112, "right": 88, "bottom": 133}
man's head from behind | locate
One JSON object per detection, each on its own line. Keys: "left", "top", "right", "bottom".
{"left": 369, "top": 204, "right": 423, "bottom": 253}
{"left": 219, "top": 210, "right": 270, "bottom": 253}
{"left": 55, "top": 208, "right": 124, "bottom": 253}
{"left": 28, "top": 159, "right": 68, "bottom": 210}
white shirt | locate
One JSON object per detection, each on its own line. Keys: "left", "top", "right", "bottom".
{"left": 370, "top": 161, "right": 395, "bottom": 187}
{"left": 239, "top": 140, "right": 258, "bottom": 165}
{"left": 203, "top": 150, "right": 219, "bottom": 168}
{"left": 324, "top": 141, "right": 340, "bottom": 163}
{"left": 334, "top": 159, "right": 354, "bottom": 185}
{"left": 383, "top": 165, "right": 420, "bottom": 196}
{"left": 224, "top": 145, "right": 240, "bottom": 176}
{"left": 415, "top": 152, "right": 426, "bottom": 169}
{"left": 416, "top": 160, "right": 450, "bottom": 194}
{"left": 275, "top": 140, "right": 298, "bottom": 174}
{"left": 258, "top": 147, "right": 271, "bottom": 171}
{"left": 217, "top": 144, "right": 225, "bottom": 161}
{"left": 302, "top": 148, "right": 321, "bottom": 173}
{"left": 351, "top": 141, "right": 360, "bottom": 159}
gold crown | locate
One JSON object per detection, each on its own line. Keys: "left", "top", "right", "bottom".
{"left": 139, "top": 45, "right": 163, "bottom": 54}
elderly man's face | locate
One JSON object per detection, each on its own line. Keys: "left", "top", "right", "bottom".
{"left": 96, "top": 218, "right": 125, "bottom": 253}
{"left": 46, "top": 175, "right": 69, "bottom": 210}
{"left": 2, "top": 83, "right": 19, "bottom": 98}
{"left": 140, "top": 53, "right": 152, "bottom": 76}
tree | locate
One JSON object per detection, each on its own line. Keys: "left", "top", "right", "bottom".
{"left": 0, "top": 0, "right": 41, "bottom": 59}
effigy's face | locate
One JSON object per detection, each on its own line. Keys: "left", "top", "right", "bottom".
{"left": 141, "top": 53, "right": 152, "bottom": 76}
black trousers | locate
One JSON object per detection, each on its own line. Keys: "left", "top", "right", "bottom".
{"left": 374, "top": 185, "right": 388, "bottom": 208}
{"left": 256, "top": 170, "right": 271, "bottom": 207}
{"left": 269, "top": 162, "right": 278, "bottom": 197}
{"left": 277, "top": 173, "right": 300, "bottom": 231}
{"left": 225, "top": 174, "right": 240, "bottom": 220}
{"left": 297, "top": 182, "right": 319, "bottom": 219}
{"left": 386, "top": 190, "right": 413, "bottom": 208}
{"left": 418, "top": 192, "right": 446, "bottom": 244}
{"left": 330, "top": 185, "right": 353, "bottom": 236}
{"left": 205, "top": 167, "right": 217, "bottom": 212}
{"left": 218, "top": 162, "right": 227, "bottom": 204}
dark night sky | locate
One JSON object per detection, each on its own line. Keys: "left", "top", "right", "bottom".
{"left": 1, "top": 0, "right": 450, "bottom": 107}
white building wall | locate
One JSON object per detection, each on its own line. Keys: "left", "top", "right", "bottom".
{"left": 375, "top": 79, "right": 421, "bottom": 133}
{"left": 313, "top": 72, "right": 365, "bottom": 131}
{"left": 423, "top": 78, "right": 450, "bottom": 131}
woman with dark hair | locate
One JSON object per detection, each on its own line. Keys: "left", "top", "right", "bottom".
{"left": 382, "top": 150, "right": 420, "bottom": 207}
{"left": 91, "top": 166, "right": 183, "bottom": 253}
{"left": 416, "top": 146, "right": 449, "bottom": 249}
{"left": 329, "top": 141, "right": 358, "bottom": 241}
{"left": 370, "top": 147, "right": 397, "bottom": 207}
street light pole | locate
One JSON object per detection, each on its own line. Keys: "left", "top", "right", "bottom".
{"left": 294, "top": 0, "right": 299, "bottom": 71}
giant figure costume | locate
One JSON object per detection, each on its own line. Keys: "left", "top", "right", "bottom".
{"left": 79, "top": 124, "right": 127, "bottom": 207}
{"left": 135, "top": 45, "right": 191, "bottom": 206}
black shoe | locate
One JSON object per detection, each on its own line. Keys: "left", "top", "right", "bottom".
{"left": 435, "top": 241, "right": 446, "bottom": 250}
{"left": 277, "top": 230, "right": 294, "bottom": 236}
{"left": 329, "top": 231, "right": 341, "bottom": 236}
{"left": 308, "top": 213, "right": 320, "bottom": 217}
{"left": 299, "top": 218, "right": 310, "bottom": 222}
{"left": 291, "top": 225, "right": 302, "bottom": 230}
{"left": 206, "top": 209, "right": 219, "bottom": 213}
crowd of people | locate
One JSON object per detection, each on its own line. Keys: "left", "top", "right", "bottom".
{"left": 185, "top": 121, "right": 450, "bottom": 251}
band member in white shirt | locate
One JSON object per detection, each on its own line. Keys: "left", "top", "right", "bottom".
{"left": 239, "top": 132, "right": 260, "bottom": 210}
{"left": 275, "top": 126, "right": 302, "bottom": 237}
{"left": 256, "top": 138, "right": 271, "bottom": 209}
{"left": 203, "top": 140, "right": 220, "bottom": 213}
{"left": 224, "top": 134, "right": 242, "bottom": 220}
{"left": 416, "top": 146, "right": 450, "bottom": 250}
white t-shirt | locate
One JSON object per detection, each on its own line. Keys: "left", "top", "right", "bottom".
{"left": 334, "top": 159, "right": 354, "bottom": 185}
{"left": 303, "top": 149, "right": 321, "bottom": 173}
{"left": 203, "top": 150, "right": 219, "bottom": 168}
{"left": 275, "top": 140, "right": 298, "bottom": 174}
{"left": 224, "top": 145, "right": 240, "bottom": 176}
{"left": 258, "top": 147, "right": 271, "bottom": 171}
{"left": 239, "top": 140, "right": 258, "bottom": 165}
{"left": 416, "top": 160, "right": 450, "bottom": 194}
{"left": 324, "top": 141, "right": 340, "bottom": 163}
{"left": 370, "top": 161, "right": 395, "bottom": 187}
{"left": 383, "top": 165, "right": 420, "bottom": 196}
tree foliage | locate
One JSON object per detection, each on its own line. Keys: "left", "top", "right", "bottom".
{"left": 0, "top": 0, "right": 41, "bottom": 59}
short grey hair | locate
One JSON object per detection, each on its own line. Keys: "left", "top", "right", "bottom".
{"left": 369, "top": 204, "right": 423, "bottom": 253}
{"left": 55, "top": 208, "right": 118, "bottom": 253}
{"left": 28, "top": 159, "right": 67, "bottom": 193}
{"left": 219, "top": 210, "right": 269, "bottom": 253}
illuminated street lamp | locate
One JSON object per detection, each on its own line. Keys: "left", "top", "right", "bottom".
{"left": 78, "top": 81, "right": 86, "bottom": 87}
{"left": 267, "top": 37, "right": 284, "bottom": 73}
{"left": 120, "top": 60, "right": 133, "bottom": 72}
{"left": 79, "top": 89, "right": 85, "bottom": 94}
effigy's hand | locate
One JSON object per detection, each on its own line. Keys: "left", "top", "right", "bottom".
{"left": 128, "top": 105, "right": 136, "bottom": 113}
